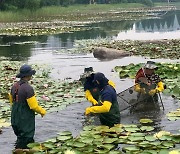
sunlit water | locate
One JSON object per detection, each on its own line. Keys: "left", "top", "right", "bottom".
{"left": 0, "top": 10, "right": 180, "bottom": 153}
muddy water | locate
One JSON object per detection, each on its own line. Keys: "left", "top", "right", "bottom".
{"left": 0, "top": 54, "right": 179, "bottom": 153}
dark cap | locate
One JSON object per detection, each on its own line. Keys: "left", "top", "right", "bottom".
{"left": 93, "top": 72, "right": 107, "bottom": 83}
{"left": 16, "top": 64, "right": 36, "bottom": 78}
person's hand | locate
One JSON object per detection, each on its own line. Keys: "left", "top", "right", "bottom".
{"left": 149, "top": 89, "right": 157, "bottom": 96}
{"left": 85, "top": 107, "right": 91, "bottom": 115}
{"left": 92, "top": 99, "right": 98, "bottom": 106}
{"left": 140, "top": 88, "right": 146, "bottom": 94}
{"left": 41, "top": 109, "right": 46, "bottom": 117}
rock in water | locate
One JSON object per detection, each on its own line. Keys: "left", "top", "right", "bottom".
{"left": 93, "top": 47, "right": 130, "bottom": 60}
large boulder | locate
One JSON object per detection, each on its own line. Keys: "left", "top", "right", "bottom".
{"left": 93, "top": 47, "right": 130, "bottom": 60}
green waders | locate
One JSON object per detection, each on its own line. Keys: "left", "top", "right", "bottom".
{"left": 99, "top": 100, "right": 120, "bottom": 127}
{"left": 11, "top": 101, "right": 35, "bottom": 149}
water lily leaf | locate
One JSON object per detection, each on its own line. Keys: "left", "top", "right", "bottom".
{"left": 109, "top": 127, "right": 124, "bottom": 133}
{"left": 122, "top": 146, "right": 140, "bottom": 152}
{"left": 72, "top": 142, "right": 86, "bottom": 148}
{"left": 27, "top": 142, "right": 41, "bottom": 149}
{"left": 57, "top": 135, "right": 72, "bottom": 141}
{"left": 58, "top": 131, "right": 72, "bottom": 136}
{"left": 145, "top": 135, "right": 156, "bottom": 141}
{"left": 108, "top": 150, "right": 122, "bottom": 154}
{"left": 128, "top": 136, "right": 144, "bottom": 142}
{"left": 97, "top": 144, "right": 115, "bottom": 150}
{"left": 43, "top": 143, "right": 55, "bottom": 149}
{"left": 137, "top": 141, "right": 152, "bottom": 148}
{"left": 159, "top": 135, "right": 172, "bottom": 141}
{"left": 83, "top": 125, "right": 95, "bottom": 131}
{"left": 94, "top": 148, "right": 109, "bottom": 153}
{"left": 141, "top": 150, "right": 157, "bottom": 154}
{"left": 140, "top": 126, "right": 154, "bottom": 132}
{"left": 124, "top": 127, "right": 140, "bottom": 132}
{"left": 130, "top": 133, "right": 145, "bottom": 137}
{"left": 158, "top": 150, "right": 166, "bottom": 154}
{"left": 80, "top": 131, "right": 92, "bottom": 137}
{"left": 168, "top": 117, "right": 179, "bottom": 121}
{"left": 95, "top": 125, "right": 109, "bottom": 131}
{"left": 161, "top": 141, "right": 174, "bottom": 148}
{"left": 79, "top": 138, "right": 94, "bottom": 144}
{"left": 103, "top": 138, "right": 118, "bottom": 144}
{"left": 139, "top": 118, "right": 153, "bottom": 124}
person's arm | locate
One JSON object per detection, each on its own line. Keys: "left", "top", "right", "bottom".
{"left": 85, "top": 90, "right": 98, "bottom": 105}
{"left": 134, "top": 84, "right": 146, "bottom": 94}
{"left": 27, "top": 95, "right": 46, "bottom": 116}
{"left": 8, "top": 93, "right": 13, "bottom": 105}
{"left": 108, "top": 80, "right": 115, "bottom": 89}
{"left": 149, "top": 81, "right": 164, "bottom": 96}
{"left": 156, "top": 81, "right": 164, "bottom": 92}
{"left": 85, "top": 101, "right": 112, "bottom": 115}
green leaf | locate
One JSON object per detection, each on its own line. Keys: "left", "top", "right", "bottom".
{"left": 139, "top": 118, "right": 153, "bottom": 124}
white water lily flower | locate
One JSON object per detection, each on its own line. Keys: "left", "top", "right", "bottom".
{"left": 169, "top": 150, "right": 180, "bottom": 154}
{"left": 153, "top": 131, "right": 171, "bottom": 138}
{"left": 64, "top": 150, "right": 76, "bottom": 154}
{"left": 174, "top": 67, "right": 178, "bottom": 70}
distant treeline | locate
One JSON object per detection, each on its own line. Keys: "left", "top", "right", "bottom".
{"left": 0, "top": 0, "right": 178, "bottom": 11}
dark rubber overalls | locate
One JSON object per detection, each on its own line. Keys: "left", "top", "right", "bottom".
{"left": 11, "top": 80, "right": 35, "bottom": 149}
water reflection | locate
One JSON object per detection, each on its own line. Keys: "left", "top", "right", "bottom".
{"left": 136, "top": 11, "right": 180, "bottom": 32}
{"left": 0, "top": 10, "right": 180, "bottom": 61}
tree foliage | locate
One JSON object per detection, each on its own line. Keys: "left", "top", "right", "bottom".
{"left": 0, "top": 0, "right": 173, "bottom": 11}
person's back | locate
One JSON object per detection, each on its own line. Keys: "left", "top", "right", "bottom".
{"left": 85, "top": 72, "right": 120, "bottom": 127}
{"left": 99, "top": 85, "right": 120, "bottom": 127}
{"left": 11, "top": 80, "right": 35, "bottom": 148}
{"left": 9, "top": 64, "right": 46, "bottom": 149}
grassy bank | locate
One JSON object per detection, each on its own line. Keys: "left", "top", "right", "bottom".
{"left": 0, "top": 3, "right": 173, "bottom": 22}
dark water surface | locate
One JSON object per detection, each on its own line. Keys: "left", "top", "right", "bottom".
{"left": 0, "top": 10, "right": 180, "bottom": 153}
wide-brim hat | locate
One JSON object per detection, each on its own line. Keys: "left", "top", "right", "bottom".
{"left": 144, "top": 61, "right": 158, "bottom": 69}
{"left": 16, "top": 64, "right": 36, "bottom": 78}
{"left": 80, "top": 67, "right": 94, "bottom": 79}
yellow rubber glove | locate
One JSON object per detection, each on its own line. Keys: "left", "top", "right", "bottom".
{"left": 156, "top": 81, "right": 164, "bottom": 92}
{"left": 27, "top": 95, "right": 46, "bottom": 117}
{"left": 108, "top": 80, "right": 115, "bottom": 89}
{"left": 85, "top": 90, "right": 98, "bottom": 105}
{"left": 8, "top": 93, "right": 13, "bottom": 105}
{"left": 85, "top": 101, "right": 112, "bottom": 115}
{"left": 134, "top": 84, "right": 146, "bottom": 94}
{"left": 149, "top": 89, "right": 157, "bottom": 96}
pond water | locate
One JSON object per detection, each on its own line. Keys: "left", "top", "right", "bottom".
{"left": 0, "top": 10, "right": 180, "bottom": 153}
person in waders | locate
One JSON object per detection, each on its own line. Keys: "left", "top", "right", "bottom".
{"left": 85, "top": 72, "right": 120, "bottom": 127}
{"left": 134, "top": 61, "right": 164, "bottom": 103}
{"left": 80, "top": 67, "right": 116, "bottom": 106}
{"left": 9, "top": 64, "right": 46, "bottom": 149}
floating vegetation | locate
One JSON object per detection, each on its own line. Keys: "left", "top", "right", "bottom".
{"left": 166, "top": 108, "right": 180, "bottom": 121}
{"left": 114, "top": 62, "right": 180, "bottom": 100}
{"left": 0, "top": 25, "right": 91, "bottom": 36}
{"left": 96, "top": 39, "right": 180, "bottom": 59}
{"left": 0, "top": 61, "right": 85, "bottom": 128}
{"left": 25, "top": 122, "right": 180, "bottom": 153}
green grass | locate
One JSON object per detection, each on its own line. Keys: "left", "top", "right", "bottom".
{"left": 0, "top": 3, "right": 179, "bottom": 22}
{"left": 0, "top": 3, "right": 145, "bottom": 22}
